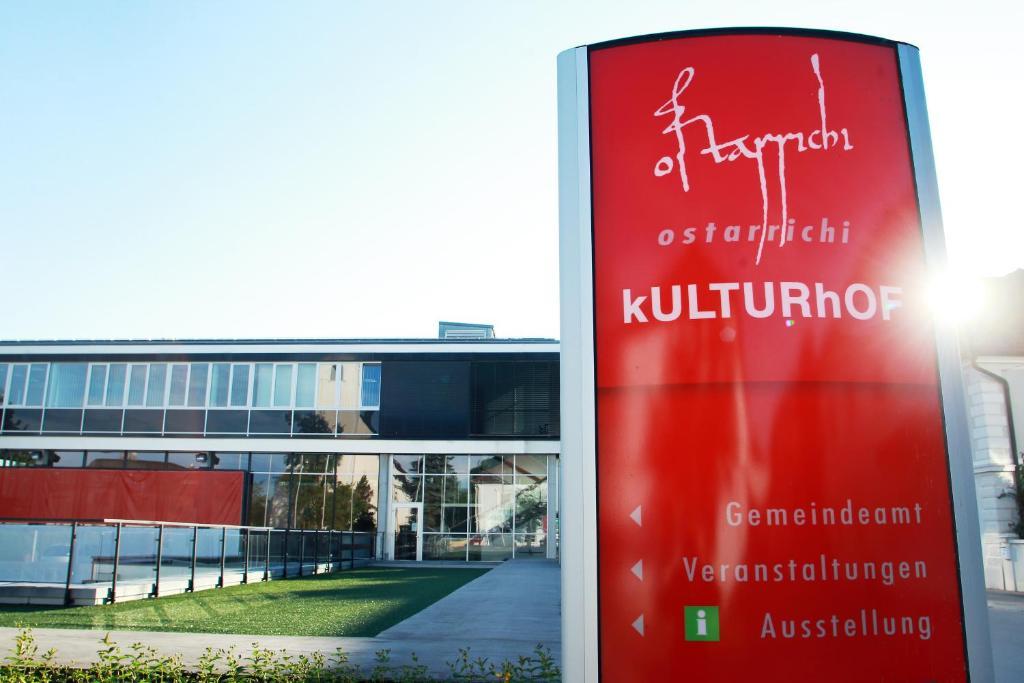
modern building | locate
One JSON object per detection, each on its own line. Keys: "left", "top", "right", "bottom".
{"left": 960, "top": 270, "right": 1024, "bottom": 590}
{"left": 0, "top": 336, "right": 561, "bottom": 563}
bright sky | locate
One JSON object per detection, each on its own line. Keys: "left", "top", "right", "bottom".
{"left": 1, "top": 1, "right": 1020, "bottom": 341}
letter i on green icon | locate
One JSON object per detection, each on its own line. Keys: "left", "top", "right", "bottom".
{"left": 684, "top": 606, "right": 720, "bottom": 642}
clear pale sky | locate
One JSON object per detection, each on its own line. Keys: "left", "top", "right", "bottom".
{"left": 1, "top": 1, "right": 1020, "bottom": 340}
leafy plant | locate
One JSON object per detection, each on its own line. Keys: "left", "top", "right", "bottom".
{"left": 0, "top": 629, "right": 561, "bottom": 682}
{"left": 999, "top": 463, "right": 1024, "bottom": 539}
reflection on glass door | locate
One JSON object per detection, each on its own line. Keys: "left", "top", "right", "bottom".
{"left": 391, "top": 503, "right": 422, "bottom": 561}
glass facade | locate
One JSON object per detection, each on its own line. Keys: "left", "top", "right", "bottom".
{"left": 0, "top": 449, "right": 380, "bottom": 533}
{"left": 247, "top": 453, "right": 379, "bottom": 531}
{"left": 0, "top": 361, "right": 382, "bottom": 438}
{"left": 392, "top": 454, "right": 550, "bottom": 561}
{"left": 0, "top": 347, "right": 560, "bottom": 562}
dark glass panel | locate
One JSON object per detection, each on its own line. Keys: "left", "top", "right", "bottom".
{"left": 444, "top": 475, "right": 469, "bottom": 504}
{"left": 85, "top": 451, "right": 124, "bottom": 468}
{"left": 338, "top": 411, "right": 378, "bottom": 435}
{"left": 423, "top": 476, "right": 444, "bottom": 531}
{"left": 421, "top": 456, "right": 468, "bottom": 479}
{"left": 250, "top": 453, "right": 288, "bottom": 473}
{"left": 249, "top": 410, "right": 292, "bottom": 434}
{"left": 41, "top": 409, "right": 82, "bottom": 433}
{"left": 423, "top": 534, "right": 467, "bottom": 561}
{"left": 163, "top": 409, "right": 205, "bottom": 434}
{"left": 205, "top": 410, "right": 248, "bottom": 434}
{"left": 292, "top": 474, "right": 331, "bottom": 529}
{"left": 514, "top": 454, "right": 548, "bottom": 476}
{"left": 515, "top": 479, "right": 548, "bottom": 534}
{"left": 467, "top": 534, "right": 513, "bottom": 561}
{"left": 392, "top": 474, "right": 422, "bottom": 503}
{"left": 470, "top": 361, "right": 560, "bottom": 437}
{"left": 167, "top": 452, "right": 210, "bottom": 470}
{"left": 442, "top": 506, "right": 468, "bottom": 533}
{"left": 124, "top": 451, "right": 169, "bottom": 470}
{"left": 24, "top": 450, "right": 53, "bottom": 466}
{"left": 3, "top": 409, "right": 42, "bottom": 432}
{"left": 360, "top": 410, "right": 379, "bottom": 434}
{"left": 122, "top": 409, "right": 162, "bottom": 433}
{"left": 469, "top": 455, "right": 503, "bottom": 475}
{"left": 514, "top": 531, "right": 547, "bottom": 558}
{"left": 332, "top": 478, "right": 354, "bottom": 531}
{"left": 378, "top": 361, "right": 470, "bottom": 438}
{"left": 50, "top": 450, "right": 84, "bottom": 468}
{"left": 293, "top": 410, "right": 335, "bottom": 435}
{"left": 83, "top": 405, "right": 123, "bottom": 432}
{"left": 298, "top": 453, "right": 333, "bottom": 474}
{"left": 0, "top": 450, "right": 33, "bottom": 466}
{"left": 423, "top": 454, "right": 447, "bottom": 474}
{"left": 212, "top": 452, "right": 249, "bottom": 471}
{"left": 248, "top": 473, "right": 270, "bottom": 526}
{"left": 351, "top": 474, "right": 377, "bottom": 532}
{"left": 264, "top": 473, "right": 293, "bottom": 528}
{"left": 392, "top": 455, "right": 423, "bottom": 474}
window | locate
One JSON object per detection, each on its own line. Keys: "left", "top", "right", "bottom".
{"left": 45, "top": 363, "right": 87, "bottom": 408}
{"left": 87, "top": 365, "right": 107, "bottom": 406}
{"left": 146, "top": 364, "right": 167, "bottom": 407}
{"left": 187, "top": 363, "right": 208, "bottom": 407}
{"left": 229, "top": 364, "right": 250, "bottom": 407}
{"left": 7, "top": 365, "right": 27, "bottom": 406}
{"left": 105, "top": 364, "right": 126, "bottom": 407}
{"left": 272, "top": 364, "right": 293, "bottom": 408}
{"left": 209, "top": 363, "right": 230, "bottom": 407}
{"left": 361, "top": 364, "right": 381, "bottom": 408}
{"left": 0, "top": 364, "right": 7, "bottom": 404}
{"left": 410, "top": 454, "right": 549, "bottom": 561}
{"left": 168, "top": 364, "right": 188, "bottom": 406}
{"left": 126, "top": 364, "right": 147, "bottom": 406}
{"left": 316, "top": 363, "right": 338, "bottom": 408}
{"left": 25, "top": 364, "right": 47, "bottom": 406}
{"left": 295, "top": 364, "right": 316, "bottom": 408}
{"left": 253, "top": 364, "right": 273, "bottom": 407}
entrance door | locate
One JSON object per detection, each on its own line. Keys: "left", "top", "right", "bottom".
{"left": 390, "top": 503, "right": 422, "bottom": 561}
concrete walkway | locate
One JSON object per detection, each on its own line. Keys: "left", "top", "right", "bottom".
{"left": 0, "top": 560, "right": 561, "bottom": 677}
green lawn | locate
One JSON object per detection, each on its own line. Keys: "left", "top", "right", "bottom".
{"left": 0, "top": 568, "right": 488, "bottom": 637}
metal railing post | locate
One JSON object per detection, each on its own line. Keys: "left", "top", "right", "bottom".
{"left": 243, "top": 528, "right": 250, "bottom": 584}
{"left": 264, "top": 530, "right": 271, "bottom": 581}
{"left": 328, "top": 529, "right": 334, "bottom": 573}
{"left": 218, "top": 527, "right": 227, "bottom": 588}
{"left": 110, "top": 523, "right": 123, "bottom": 604}
{"left": 313, "top": 529, "right": 319, "bottom": 575}
{"left": 63, "top": 523, "right": 77, "bottom": 606}
{"left": 189, "top": 526, "right": 198, "bottom": 592}
{"left": 298, "top": 531, "right": 305, "bottom": 577}
{"left": 153, "top": 524, "right": 164, "bottom": 598}
{"left": 283, "top": 529, "right": 289, "bottom": 579}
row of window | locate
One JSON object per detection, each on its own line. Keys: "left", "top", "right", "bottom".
{"left": 1, "top": 407, "right": 379, "bottom": 437}
{"left": 0, "top": 362, "right": 381, "bottom": 411}
{"left": 0, "top": 450, "right": 381, "bottom": 474}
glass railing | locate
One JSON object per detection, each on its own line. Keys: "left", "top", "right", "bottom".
{"left": 0, "top": 519, "right": 376, "bottom": 606}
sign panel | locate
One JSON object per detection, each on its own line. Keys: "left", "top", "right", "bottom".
{"left": 558, "top": 30, "right": 991, "bottom": 682}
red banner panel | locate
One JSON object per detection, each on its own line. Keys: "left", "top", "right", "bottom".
{"left": 0, "top": 469, "right": 244, "bottom": 525}
{"left": 588, "top": 34, "right": 967, "bottom": 681}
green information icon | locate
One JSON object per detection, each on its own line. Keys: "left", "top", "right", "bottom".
{"left": 684, "top": 606, "right": 720, "bottom": 642}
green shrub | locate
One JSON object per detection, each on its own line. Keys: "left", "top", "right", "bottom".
{"left": 0, "top": 628, "right": 561, "bottom": 682}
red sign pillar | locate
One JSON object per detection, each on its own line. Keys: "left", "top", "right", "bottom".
{"left": 558, "top": 29, "right": 992, "bottom": 682}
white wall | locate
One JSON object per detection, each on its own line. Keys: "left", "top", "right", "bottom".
{"left": 962, "top": 362, "right": 1020, "bottom": 590}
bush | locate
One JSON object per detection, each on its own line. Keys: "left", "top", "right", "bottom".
{"left": 0, "top": 628, "right": 560, "bottom": 682}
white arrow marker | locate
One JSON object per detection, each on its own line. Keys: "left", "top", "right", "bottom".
{"left": 630, "top": 505, "right": 642, "bottom": 527}
{"left": 631, "top": 560, "right": 643, "bottom": 581}
{"left": 632, "top": 614, "right": 645, "bottom": 636}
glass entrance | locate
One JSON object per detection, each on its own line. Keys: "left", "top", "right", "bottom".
{"left": 391, "top": 503, "right": 422, "bottom": 561}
